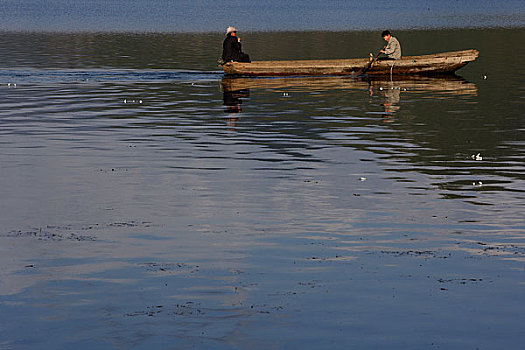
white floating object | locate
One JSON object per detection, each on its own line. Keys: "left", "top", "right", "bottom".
{"left": 471, "top": 153, "right": 483, "bottom": 161}
{"left": 123, "top": 99, "right": 127, "bottom": 103}
{"left": 483, "top": 75, "right": 487, "bottom": 79}
{"left": 139, "top": 100, "right": 143, "bottom": 104}
{"left": 379, "top": 87, "right": 383, "bottom": 91}
{"left": 359, "top": 177, "right": 367, "bottom": 181}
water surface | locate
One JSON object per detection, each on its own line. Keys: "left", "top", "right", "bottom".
{"left": 1, "top": 0, "right": 524, "bottom": 32}
{"left": 0, "top": 28, "right": 524, "bottom": 349}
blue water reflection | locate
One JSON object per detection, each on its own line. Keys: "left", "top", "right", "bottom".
{"left": 1, "top": 0, "right": 524, "bottom": 32}
{"left": 0, "top": 29, "right": 524, "bottom": 349}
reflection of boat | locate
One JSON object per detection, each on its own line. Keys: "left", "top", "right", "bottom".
{"left": 222, "top": 49, "right": 479, "bottom": 76}
{"left": 220, "top": 75, "right": 478, "bottom": 97}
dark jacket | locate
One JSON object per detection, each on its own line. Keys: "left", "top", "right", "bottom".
{"left": 222, "top": 34, "right": 250, "bottom": 62}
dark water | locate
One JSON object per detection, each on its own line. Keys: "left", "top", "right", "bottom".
{"left": 0, "top": 28, "right": 524, "bottom": 349}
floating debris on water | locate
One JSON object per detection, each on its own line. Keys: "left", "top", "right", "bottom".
{"left": 359, "top": 177, "right": 367, "bottom": 181}
{"left": 123, "top": 99, "right": 143, "bottom": 104}
{"left": 471, "top": 153, "right": 483, "bottom": 161}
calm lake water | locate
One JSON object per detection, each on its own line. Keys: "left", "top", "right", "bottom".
{"left": 0, "top": 26, "right": 524, "bottom": 349}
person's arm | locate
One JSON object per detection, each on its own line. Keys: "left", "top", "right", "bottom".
{"left": 383, "top": 40, "right": 397, "bottom": 55}
{"left": 233, "top": 38, "right": 242, "bottom": 52}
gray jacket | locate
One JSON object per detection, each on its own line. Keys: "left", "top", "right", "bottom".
{"left": 384, "top": 36, "right": 401, "bottom": 59}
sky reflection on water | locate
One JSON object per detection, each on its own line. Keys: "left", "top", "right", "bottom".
{"left": 0, "top": 0, "right": 524, "bottom": 32}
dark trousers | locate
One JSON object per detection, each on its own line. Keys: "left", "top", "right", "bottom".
{"left": 237, "top": 53, "right": 251, "bottom": 63}
{"left": 377, "top": 55, "right": 396, "bottom": 61}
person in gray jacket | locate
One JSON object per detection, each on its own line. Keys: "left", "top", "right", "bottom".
{"left": 379, "top": 30, "right": 401, "bottom": 60}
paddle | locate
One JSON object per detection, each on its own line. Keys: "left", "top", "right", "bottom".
{"left": 353, "top": 51, "right": 382, "bottom": 76}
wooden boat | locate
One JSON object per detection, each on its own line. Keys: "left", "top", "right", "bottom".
{"left": 221, "top": 49, "right": 479, "bottom": 76}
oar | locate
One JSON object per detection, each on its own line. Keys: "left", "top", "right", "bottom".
{"left": 353, "top": 51, "right": 382, "bottom": 76}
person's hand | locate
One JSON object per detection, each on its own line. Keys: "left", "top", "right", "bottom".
{"left": 237, "top": 37, "right": 242, "bottom": 43}
{"left": 380, "top": 49, "right": 385, "bottom": 53}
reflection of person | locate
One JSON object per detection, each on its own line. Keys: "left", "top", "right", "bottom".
{"left": 382, "top": 86, "right": 401, "bottom": 116}
{"left": 222, "top": 89, "right": 250, "bottom": 114}
{"left": 222, "top": 26, "right": 251, "bottom": 63}
{"left": 379, "top": 30, "right": 401, "bottom": 60}
{"left": 222, "top": 88, "right": 249, "bottom": 128}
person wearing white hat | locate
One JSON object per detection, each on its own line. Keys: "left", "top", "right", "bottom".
{"left": 222, "top": 26, "right": 251, "bottom": 63}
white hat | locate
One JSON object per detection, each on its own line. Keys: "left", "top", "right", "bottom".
{"left": 226, "top": 26, "right": 237, "bottom": 34}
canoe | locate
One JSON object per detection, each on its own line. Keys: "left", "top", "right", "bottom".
{"left": 221, "top": 49, "right": 479, "bottom": 76}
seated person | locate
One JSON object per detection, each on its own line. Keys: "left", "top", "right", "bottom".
{"left": 379, "top": 30, "right": 401, "bottom": 60}
{"left": 222, "top": 26, "right": 251, "bottom": 63}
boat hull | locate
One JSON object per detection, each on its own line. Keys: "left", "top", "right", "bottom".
{"left": 222, "top": 50, "right": 479, "bottom": 76}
